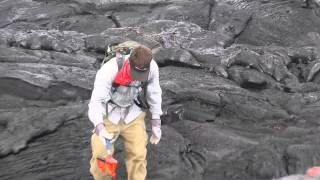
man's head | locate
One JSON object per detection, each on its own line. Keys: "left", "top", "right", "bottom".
{"left": 129, "top": 45, "right": 152, "bottom": 82}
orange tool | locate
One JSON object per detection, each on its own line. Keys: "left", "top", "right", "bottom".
{"left": 96, "top": 138, "right": 118, "bottom": 180}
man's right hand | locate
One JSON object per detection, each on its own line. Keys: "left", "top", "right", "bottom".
{"left": 95, "top": 123, "right": 114, "bottom": 145}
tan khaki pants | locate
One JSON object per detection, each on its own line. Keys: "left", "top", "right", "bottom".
{"left": 90, "top": 112, "right": 148, "bottom": 180}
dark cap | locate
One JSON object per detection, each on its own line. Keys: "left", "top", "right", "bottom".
{"left": 129, "top": 45, "right": 152, "bottom": 81}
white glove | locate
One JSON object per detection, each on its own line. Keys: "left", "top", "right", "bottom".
{"left": 95, "top": 123, "right": 114, "bottom": 146}
{"left": 150, "top": 119, "right": 161, "bottom": 145}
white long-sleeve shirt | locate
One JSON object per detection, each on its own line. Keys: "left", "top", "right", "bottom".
{"left": 88, "top": 57, "right": 163, "bottom": 127}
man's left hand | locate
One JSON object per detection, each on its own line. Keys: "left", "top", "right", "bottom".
{"left": 150, "top": 119, "right": 161, "bottom": 145}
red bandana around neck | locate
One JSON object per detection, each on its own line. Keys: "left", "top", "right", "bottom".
{"left": 113, "top": 59, "right": 132, "bottom": 85}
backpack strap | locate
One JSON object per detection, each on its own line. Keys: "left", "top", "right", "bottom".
{"left": 108, "top": 56, "right": 126, "bottom": 108}
{"left": 133, "top": 81, "right": 150, "bottom": 109}
{"left": 142, "top": 82, "right": 149, "bottom": 108}
{"left": 111, "top": 55, "right": 125, "bottom": 89}
{"left": 116, "top": 55, "right": 125, "bottom": 70}
{"left": 141, "top": 81, "right": 148, "bottom": 94}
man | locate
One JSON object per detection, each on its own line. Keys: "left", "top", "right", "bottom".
{"left": 88, "top": 44, "right": 163, "bottom": 180}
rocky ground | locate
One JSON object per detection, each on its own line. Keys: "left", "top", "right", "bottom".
{"left": 1, "top": 0, "right": 320, "bottom": 180}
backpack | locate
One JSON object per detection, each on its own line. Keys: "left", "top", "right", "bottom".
{"left": 101, "top": 41, "right": 141, "bottom": 67}
{"left": 102, "top": 41, "right": 150, "bottom": 110}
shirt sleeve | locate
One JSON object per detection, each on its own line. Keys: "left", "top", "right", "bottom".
{"left": 88, "top": 58, "right": 118, "bottom": 127}
{"left": 147, "top": 60, "right": 163, "bottom": 119}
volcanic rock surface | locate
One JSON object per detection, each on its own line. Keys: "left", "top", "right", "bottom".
{"left": 1, "top": 0, "right": 320, "bottom": 180}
